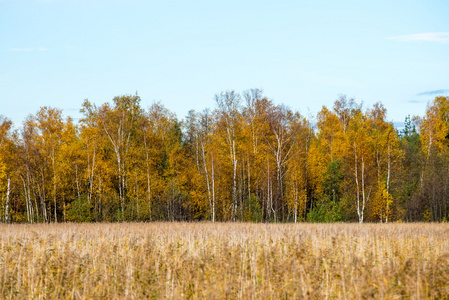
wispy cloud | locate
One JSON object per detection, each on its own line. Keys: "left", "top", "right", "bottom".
{"left": 408, "top": 99, "right": 427, "bottom": 104}
{"left": 9, "top": 48, "right": 33, "bottom": 52}
{"left": 416, "top": 89, "right": 449, "bottom": 96}
{"left": 388, "top": 32, "right": 449, "bottom": 43}
{"left": 38, "top": 47, "right": 48, "bottom": 51}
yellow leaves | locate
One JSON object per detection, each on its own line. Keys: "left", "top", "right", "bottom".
{"left": 0, "top": 156, "right": 6, "bottom": 192}
{"left": 421, "top": 96, "right": 449, "bottom": 155}
{"left": 315, "top": 106, "right": 346, "bottom": 161}
{"left": 4, "top": 93, "right": 449, "bottom": 223}
{"left": 309, "top": 99, "right": 407, "bottom": 222}
{"left": 370, "top": 182, "right": 393, "bottom": 222}
{"left": 423, "top": 208, "right": 432, "bottom": 222}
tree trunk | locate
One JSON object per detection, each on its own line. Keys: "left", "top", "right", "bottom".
{"left": 354, "top": 142, "right": 362, "bottom": 223}
{"left": 232, "top": 140, "right": 237, "bottom": 221}
{"left": 201, "top": 142, "right": 212, "bottom": 220}
{"left": 143, "top": 133, "right": 152, "bottom": 221}
{"left": 294, "top": 179, "right": 298, "bottom": 223}
{"left": 5, "top": 178, "right": 10, "bottom": 223}
{"left": 40, "top": 167, "right": 48, "bottom": 222}
{"left": 52, "top": 148, "right": 57, "bottom": 223}
{"left": 116, "top": 152, "right": 125, "bottom": 221}
{"left": 211, "top": 153, "right": 215, "bottom": 222}
{"left": 75, "top": 164, "right": 80, "bottom": 200}
{"left": 88, "top": 146, "right": 96, "bottom": 203}
{"left": 361, "top": 156, "right": 366, "bottom": 224}
{"left": 386, "top": 143, "right": 391, "bottom": 223}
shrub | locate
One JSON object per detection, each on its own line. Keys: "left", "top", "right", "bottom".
{"left": 67, "top": 196, "right": 93, "bottom": 222}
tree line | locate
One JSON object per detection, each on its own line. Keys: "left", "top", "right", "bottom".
{"left": 1, "top": 90, "right": 448, "bottom": 223}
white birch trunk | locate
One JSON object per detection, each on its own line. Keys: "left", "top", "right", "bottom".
{"left": 5, "top": 178, "right": 10, "bottom": 223}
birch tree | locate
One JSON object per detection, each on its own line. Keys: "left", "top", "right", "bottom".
{"left": 96, "top": 95, "right": 142, "bottom": 220}
{"left": 215, "top": 91, "right": 241, "bottom": 221}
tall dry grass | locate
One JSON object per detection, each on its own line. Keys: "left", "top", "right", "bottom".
{"left": 0, "top": 222, "right": 448, "bottom": 299}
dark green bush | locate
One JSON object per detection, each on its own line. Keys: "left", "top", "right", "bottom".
{"left": 67, "top": 196, "right": 93, "bottom": 222}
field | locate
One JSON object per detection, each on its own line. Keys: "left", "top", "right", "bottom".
{"left": 0, "top": 223, "right": 448, "bottom": 299}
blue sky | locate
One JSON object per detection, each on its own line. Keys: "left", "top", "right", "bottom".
{"left": 1, "top": 0, "right": 449, "bottom": 126}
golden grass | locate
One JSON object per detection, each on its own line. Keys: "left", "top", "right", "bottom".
{"left": 0, "top": 222, "right": 448, "bottom": 299}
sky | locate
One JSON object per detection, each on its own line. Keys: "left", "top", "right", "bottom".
{"left": 1, "top": 0, "right": 449, "bottom": 126}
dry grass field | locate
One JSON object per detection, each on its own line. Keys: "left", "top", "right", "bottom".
{"left": 0, "top": 223, "right": 448, "bottom": 299}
